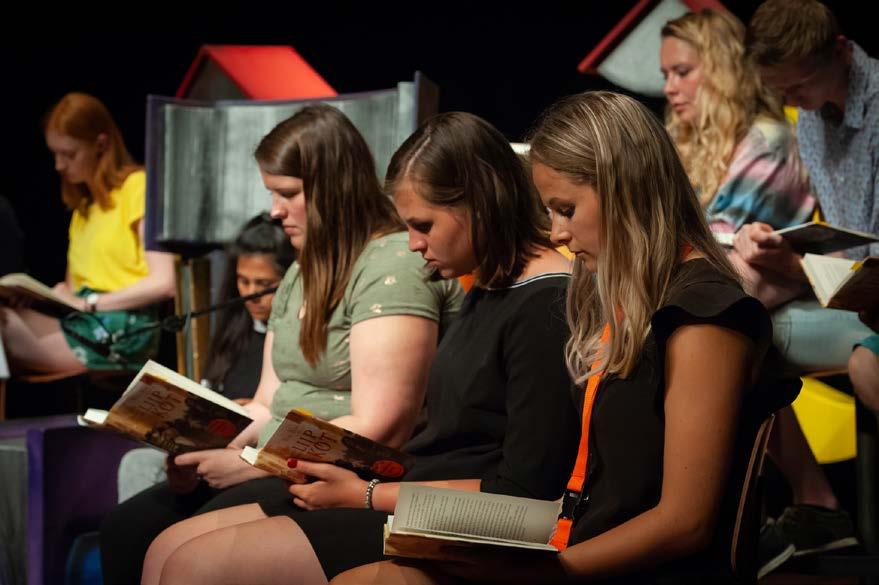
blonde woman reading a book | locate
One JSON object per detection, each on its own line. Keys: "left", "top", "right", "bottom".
{"left": 100, "top": 105, "right": 463, "bottom": 584}
{"left": 329, "top": 92, "right": 776, "bottom": 584}
{"left": 661, "top": 8, "right": 815, "bottom": 243}
{"left": 0, "top": 92, "right": 176, "bottom": 374}
{"left": 661, "top": 7, "right": 817, "bottom": 315}
{"left": 142, "top": 111, "right": 580, "bottom": 585}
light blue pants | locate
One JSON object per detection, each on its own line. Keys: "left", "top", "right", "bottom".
{"left": 772, "top": 299, "right": 874, "bottom": 372}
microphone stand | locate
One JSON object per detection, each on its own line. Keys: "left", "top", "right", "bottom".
{"left": 60, "top": 286, "right": 279, "bottom": 368}
{"left": 122, "top": 285, "right": 279, "bottom": 338}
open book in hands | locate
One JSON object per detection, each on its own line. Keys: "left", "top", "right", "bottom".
{"left": 240, "top": 409, "right": 415, "bottom": 482}
{"left": 774, "top": 222, "right": 878, "bottom": 255}
{"left": 713, "top": 222, "right": 878, "bottom": 254}
{"left": 0, "top": 273, "right": 80, "bottom": 317}
{"left": 801, "top": 254, "right": 879, "bottom": 311}
{"left": 383, "top": 485, "right": 562, "bottom": 561}
{"left": 78, "top": 360, "right": 252, "bottom": 454}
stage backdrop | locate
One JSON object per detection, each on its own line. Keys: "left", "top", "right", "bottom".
{"left": 144, "top": 72, "right": 437, "bottom": 252}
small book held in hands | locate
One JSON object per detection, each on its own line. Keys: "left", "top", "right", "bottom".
{"left": 801, "top": 254, "right": 879, "bottom": 311}
{"left": 240, "top": 409, "right": 415, "bottom": 482}
{"left": 0, "top": 273, "right": 81, "bottom": 317}
{"left": 383, "top": 485, "right": 562, "bottom": 561}
{"left": 774, "top": 222, "right": 878, "bottom": 255}
{"left": 78, "top": 360, "right": 252, "bottom": 454}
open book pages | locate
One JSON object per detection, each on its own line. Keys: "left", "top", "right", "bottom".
{"left": 382, "top": 485, "right": 561, "bottom": 560}
{"left": 240, "top": 409, "right": 415, "bottom": 482}
{"left": 0, "top": 273, "right": 80, "bottom": 317}
{"left": 713, "top": 232, "right": 735, "bottom": 248}
{"left": 801, "top": 254, "right": 879, "bottom": 310}
{"left": 78, "top": 360, "right": 252, "bottom": 454}
{"left": 775, "top": 222, "right": 878, "bottom": 255}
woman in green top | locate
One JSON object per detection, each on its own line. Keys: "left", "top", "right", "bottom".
{"left": 101, "top": 105, "right": 462, "bottom": 585}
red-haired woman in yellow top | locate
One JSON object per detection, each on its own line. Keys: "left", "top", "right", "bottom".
{"left": 0, "top": 92, "right": 176, "bottom": 374}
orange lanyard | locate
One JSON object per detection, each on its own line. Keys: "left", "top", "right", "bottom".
{"left": 551, "top": 323, "right": 610, "bottom": 550}
{"left": 567, "top": 323, "right": 611, "bottom": 494}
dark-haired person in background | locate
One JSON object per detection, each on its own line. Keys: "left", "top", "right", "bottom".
{"left": 200, "top": 212, "right": 296, "bottom": 399}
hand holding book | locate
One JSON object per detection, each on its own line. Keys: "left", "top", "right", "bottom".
{"left": 0, "top": 273, "right": 82, "bottom": 316}
{"left": 286, "top": 459, "right": 369, "bottom": 510}
{"left": 727, "top": 221, "right": 878, "bottom": 263}
{"left": 774, "top": 222, "right": 878, "bottom": 255}
{"left": 0, "top": 288, "right": 33, "bottom": 311}
{"left": 49, "top": 281, "right": 83, "bottom": 310}
{"left": 240, "top": 409, "right": 415, "bottom": 483}
{"left": 730, "top": 222, "right": 803, "bottom": 275}
{"left": 165, "top": 453, "right": 202, "bottom": 494}
{"left": 175, "top": 447, "right": 270, "bottom": 489}
{"left": 78, "top": 360, "right": 253, "bottom": 455}
{"left": 800, "top": 254, "right": 879, "bottom": 311}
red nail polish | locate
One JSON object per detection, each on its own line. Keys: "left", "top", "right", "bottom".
{"left": 287, "top": 458, "right": 298, "bottom": 468}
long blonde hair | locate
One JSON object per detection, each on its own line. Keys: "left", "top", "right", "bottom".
{"left": 529, "top": 91, "right": 738, "bottom": 383}
{"left": 663, "top": 9, "right": 785, "bottom": 205}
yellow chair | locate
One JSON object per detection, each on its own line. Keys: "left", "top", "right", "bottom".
{"left": 792, "top": 376, "right": 856, "bottom": 463}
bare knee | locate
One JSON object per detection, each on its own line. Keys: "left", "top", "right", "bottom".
{"left": 143, "top": 524, "right": 194, "bottom": 585}
{"left": 158, "top": 539, "right": 216, "bottom": 585}
{"left": 331, "top": 563, "right": 398, "bottom": 585}
{"left": 330, "top": 561, "right": 449, "bottom": 585}
{"left": 850, "top": 347, "right": 879, "bottom": 412}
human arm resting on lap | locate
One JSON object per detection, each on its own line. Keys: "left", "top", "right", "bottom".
{"left": 287, "top": 460, "right": 480, "bottom": 511}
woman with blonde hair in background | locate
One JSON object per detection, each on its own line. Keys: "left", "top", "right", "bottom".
{"left": 661, "top": 10, "right": 814, "bottom": 289}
